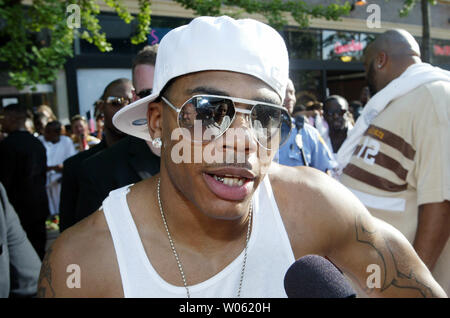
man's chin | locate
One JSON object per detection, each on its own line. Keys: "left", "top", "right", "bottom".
{"left": 198, "top": 199, "right": 253, "bottom": 221}
{"left": 286, "top": 105, "right": 294, "bottom": 115}
{"left": 368, "top": 84, "right": 378, "bottom": 97}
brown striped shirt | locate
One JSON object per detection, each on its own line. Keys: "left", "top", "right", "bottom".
{"left": 340, "top": 80, "right": 450, "bottom": 294}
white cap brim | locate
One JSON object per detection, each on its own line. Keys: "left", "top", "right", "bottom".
{"left": 113, "top": 16, "right": 289, "bottom": 141}
{"left": 112, "top": 91, "right": 159, "bottom": 141}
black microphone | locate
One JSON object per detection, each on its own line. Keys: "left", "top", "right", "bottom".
{"left": 284, "top": 255, "right": 357, "bottom": 298}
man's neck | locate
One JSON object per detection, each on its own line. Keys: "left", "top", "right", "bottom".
{"left": 329, "top": 127, "right": 347, "bottom": 136}
{"left": 386, "top": 57, "right": 421, "bottom": 86}
{"left": 103, "top": 129, "right": 125, "bottom": 148}
{"left": 329, "top": 128, "right": 348, "bottom": 152}
{"left": 50, "top": 138, "right": 61, "bottom": 144}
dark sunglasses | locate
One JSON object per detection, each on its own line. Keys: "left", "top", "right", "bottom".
{"left": 136, "top": 89, "right": 153, "bottom": 99}
{"left": 105, "top": 96, "right": 132, "bottom": 107}
{"left": 325, "top": 109, "right": 347, "bottom": 117}
{"left": 161, "top": 94, "right": 292, "bottom": 149}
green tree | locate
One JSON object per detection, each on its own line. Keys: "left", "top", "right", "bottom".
{"left": 176, "top": 0, "right": 351, "bottom": 29}
{"left": 398, "top": 0, "right": 438, "bottom": 63}
{"left": 0, "top": 0, "right": 151, "bottom": 90}
{"left": 0, "top": 0, "right": 351, "bottom": 90}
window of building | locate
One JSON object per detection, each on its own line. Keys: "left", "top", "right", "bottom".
{"left": 322, "top": 30, "right": 375, "bottom": 63}
{"left": 290, "top": 69, "right": 324, "bottom": 103}
{"left": 77, "top": 14, "right": 192, "bottom": 55}
{"left": 432, "top": 39, "right": 450, "bottom": 65}
{"left": 283, "top": 28, "right": 322, "bottom": 60}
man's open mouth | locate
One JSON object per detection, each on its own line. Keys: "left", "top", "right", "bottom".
{"left": 209, "top": 174, "right": 247, "bottom": 187}
{"left": 203, "top": 169, "right": 255, "bottom": 201}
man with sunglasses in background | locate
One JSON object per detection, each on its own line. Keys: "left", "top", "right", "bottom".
{"left": 59, "top": 78, "right": 133, "bottom": 231}
{"left": 322, "top": 95, "right": 353, "bottom": 157}
{"left": 70, "top": 45, "right": 161, "bottom": 227}
{"left": 38, "top": 17, "right": 446, "bottom": 298}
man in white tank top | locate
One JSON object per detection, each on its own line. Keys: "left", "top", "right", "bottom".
{"left": 37, "top": 16, "right": 446, "bottom": 298}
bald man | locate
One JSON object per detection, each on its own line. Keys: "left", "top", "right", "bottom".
{"left": 363, "top": 29, "right": 421, "bottom": 96}
{"left": 340, "top": 29, "right": 450, "bottom": 293}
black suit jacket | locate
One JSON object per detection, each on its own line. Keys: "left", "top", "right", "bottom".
{"left": 0, "top": 131, "right": 49, "bottom": 224}
{"left": 59, "top": 140, "right": 107, "bottom": 232}
{"left": 74, "top": 136, "right": 160, "bottom": 223}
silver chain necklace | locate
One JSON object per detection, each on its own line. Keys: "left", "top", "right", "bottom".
{"left": 156, "top": 177, "right": 252, "bottom": 298}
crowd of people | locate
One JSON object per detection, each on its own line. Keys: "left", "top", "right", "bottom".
{"left": 275, "top": 81, "right": 366, "bottom": 174}
{"left": 0, "top": 45, "right": 160, "bottom": 296}
{"left": 0, "top": 16, "right": 448, "bottom": 298}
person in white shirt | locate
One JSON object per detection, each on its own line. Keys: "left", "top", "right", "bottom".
{"left": 38, "top": 121, "right": 76, "bottom": 216}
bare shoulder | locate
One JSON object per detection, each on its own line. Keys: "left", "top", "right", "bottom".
{"left": 268, "top": 163, "right": 447, "bottom": 297}
{"left": 268, "top": 162, "right": 367, "bottom": 257}
{"left": 37, "top": 210, "right": 123, "bottom": 297}
{"left": 268, "top": 162, "right": 364, "bottom": 223}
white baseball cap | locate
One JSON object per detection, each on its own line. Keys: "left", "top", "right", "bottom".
{"left": 113, "top": 15, "right": 289, "bottom": 141}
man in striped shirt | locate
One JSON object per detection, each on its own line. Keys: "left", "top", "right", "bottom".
{"left": 340, "top": 29, "right": 450, "bottom": 294}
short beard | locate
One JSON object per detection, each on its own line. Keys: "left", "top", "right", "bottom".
{"left": 366, "top": 61, "right": 378, "bottom": 96}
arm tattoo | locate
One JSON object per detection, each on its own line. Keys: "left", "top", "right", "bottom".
{"left": 37, "top": 246, "right": 56, "bottom": 298}
{"left": 355, "top": 214, "right": 435, "bottom": 297}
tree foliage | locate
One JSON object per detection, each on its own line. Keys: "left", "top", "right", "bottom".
{"left": 398, "top": 0, "right": 436, "bottom": 17}
{"left": 0, "top": 0, "right": 352, "bottom": 90}
{"left": 0, "top": 0, "right": 152, "bottom": 90}
{"left": 175, "top": 0, "right": 351, "bottom": 29}
{"left": 394, "top": 0, "right": 438, "bottom": 63}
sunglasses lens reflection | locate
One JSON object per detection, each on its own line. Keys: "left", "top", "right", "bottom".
{"left": 179, "top": 96, "right": 235, "bottom": 142}
{"left": 252, "top": 105, "right": 291, "bottom": 148}
{"left": 107, "top": 97, "right": 131, "bottom": 107}
{"left": 176, "top": 96, "right": 291, "bottom": 148}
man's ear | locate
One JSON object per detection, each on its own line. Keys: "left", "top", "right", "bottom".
{"left": 147, "top": 101, "right": 163, "bottom": 140}
{"left": 376, "top": 51, "right": 388, "bottom": 69}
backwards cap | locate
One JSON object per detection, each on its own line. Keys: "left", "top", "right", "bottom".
{"left": 113, "top": 16, "right": 289, "bottom": 141}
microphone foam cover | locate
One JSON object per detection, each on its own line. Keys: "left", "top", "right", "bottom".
{"left": 284, "top": 255, "right": 356, "bottom": 298}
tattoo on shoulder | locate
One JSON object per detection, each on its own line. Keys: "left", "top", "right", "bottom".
{"left": 37, "top": 246, "right": 56, "bottom": 298}
{"left": 354, "top": 214, "right": 435, "bottom": 298}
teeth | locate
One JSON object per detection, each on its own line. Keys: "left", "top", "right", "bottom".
{"left": 212, "top": 174, "right": 245, "bottom": 187}
{"left": 213, "top": 175, "right": 224, "bottom": 182}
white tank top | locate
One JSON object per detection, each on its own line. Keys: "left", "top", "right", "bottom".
{"left": 102, "top": 176, "right": 295, "bottom": 298}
